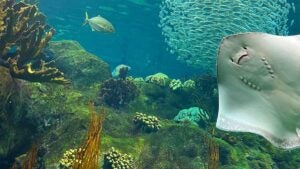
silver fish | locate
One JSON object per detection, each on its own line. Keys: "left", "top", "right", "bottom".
{"left": 83, "top": 12, "right": 115, "bottom": 33}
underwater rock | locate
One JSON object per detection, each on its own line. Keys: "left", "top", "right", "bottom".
{"left": 46, "top": 40, "right": 111, "bottom": 88}
{"left": 0, "top": 67, "right": 35, "bottom": 168}
{"left": 0, "top": 66, "right": 14, "bottom": 109}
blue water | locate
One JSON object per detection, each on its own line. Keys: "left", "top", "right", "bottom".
{"left": 39, "top": 0, "right": 201, "bottom": 78}
{"left": 39, "top": 0, "right": 300, "bottom": 78}
{"left": 290, "top": 1, "right": 300, "bottom": 35}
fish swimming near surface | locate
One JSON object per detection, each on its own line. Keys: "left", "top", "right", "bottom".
{"left": 83, "top": 12, "right": 115, "bottom": 33}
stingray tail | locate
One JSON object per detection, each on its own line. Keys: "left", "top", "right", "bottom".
{"left": 82, "top": 11, "right": 89, "bottom": 26}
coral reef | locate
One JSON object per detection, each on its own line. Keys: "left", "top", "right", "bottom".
{"left": 145, "top": 72, "right": 170, "bottom": 87}
{"left": 182, "top": 79, "right": 196, "bottom": 90}
{"left": 133, "top": 112, "right": 161, "bottom": 133}
{"left": 1, "top": 39, "right": 300, "bottom": 169}
{"left": 0, "top": 0, "right": 68, "bottom": 84}
{"left": 3, "top": 68, "right": 300, "bottom": 169}
{"left": 59, "top": 148, "right": 83, "bottom": 169}
{"left": 103, "top": 147, "right": 134, "bottom": 169}
{"left": 99, "top": 79, "right": 139, "bottom": 108}
{"left": 169, "top": 79, "right": 182, "bottom": 90}
{"left": 159, "top": 0, "right": 294, "bottom": 72}
{"left": 174, "top": 107, "right": 210, "bottom": 126}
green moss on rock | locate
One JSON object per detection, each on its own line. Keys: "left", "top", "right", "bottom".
{"left": 47, "top": 40, "right": 111, "bottom": 88}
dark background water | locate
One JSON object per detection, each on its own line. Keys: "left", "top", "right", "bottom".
{"left": 39, "top": 0, "right": 300, "bottom": 78}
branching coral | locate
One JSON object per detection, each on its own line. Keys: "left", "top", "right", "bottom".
{"left": 169, "top": 79, "right": 182, "bottom": 91}
{"left": 182, "top": 79, "right": 195, "bottom": 90}
{"left": 133, "top": 112, "right": 161, "bottom": 133}
{"left": 59, "top": 148, "right": 84, "bottom": 169}
{"left": 0, "top": 0, "right": 69, "bottom": 84}
{"left": 20, "top": 0, "right": 38, "bottom": 5}
{"left": 145, "top": 72, "right": 170, "bottom": 87}
{"left": 103, "top": 147, "right": 134, "bottom": 169}
{"left": 159, "top": 0, "right": 295, "bottom": 73}
{"left": 99, "top": 79, "right": 139, "bottom": 108}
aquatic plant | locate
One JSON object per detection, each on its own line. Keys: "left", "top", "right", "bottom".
{"left": 159, "top": 0, "right": 295, "bottom": 73}
{"left": 133, "top": 112, "right": 161, "bottom": 133}
{"left": 193, "top": 74, "right": 218, "bottom": 121}
{"left": 103, "top": 147, "right": 134, "bottom": 169}
{"left": 71, "top": 103, "right": 105, "bottom": 169}
{"left": 99, "top": 79, "right": 139, "bottom": 108}
{"left": 206, "top": 138, "right": 219, "bottom": 169}
{"left": 11, "top": 144, "right": 38, "bottom": 169}
{"left": 0, "top": 0, "right": 69, "bottom": 84}
{"left": 21, "top": 144, "right": 38, "bottom": 169}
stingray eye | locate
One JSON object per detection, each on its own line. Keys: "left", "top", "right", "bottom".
{"left": 243, "top": 46, "right": 247, "bottom": 50}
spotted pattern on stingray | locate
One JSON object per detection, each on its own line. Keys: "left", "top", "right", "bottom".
{"left": 261, "top": 57, "right": 275, "bottom": 78}
{"left": 239, "top": 76, "right": 261, "bottom": 91}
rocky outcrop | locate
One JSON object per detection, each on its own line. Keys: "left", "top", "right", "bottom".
{"left": 46, "top": 40, "right": 111, "bottom": 88}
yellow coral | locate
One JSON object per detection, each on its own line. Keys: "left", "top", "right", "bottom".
{"left": 0, "top": 0, "right": 69, "bottom": 84}
{"left": 59, "top": 148, "right": 84, "bottom": 168}
{"left": 145, "top": 72, "right": 170, "bottom": 86}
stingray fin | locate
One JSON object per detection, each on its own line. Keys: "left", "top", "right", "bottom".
{"left": 291, "top": 35, "right": 300, "bottom": 42}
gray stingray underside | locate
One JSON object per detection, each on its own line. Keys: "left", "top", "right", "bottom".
{"left": 216, "top": 32, "right": 300, "bottom": 149}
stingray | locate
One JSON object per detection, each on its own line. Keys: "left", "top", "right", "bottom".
{"left": 216, "top": 32, "right": 300, "bottom": 149}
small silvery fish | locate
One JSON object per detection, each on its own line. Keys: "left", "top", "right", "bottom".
{"left": 83, "top": 12, "right": 115, "bottom": 33}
